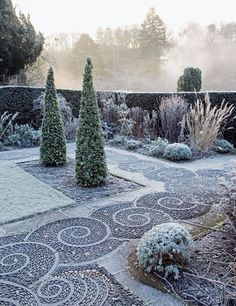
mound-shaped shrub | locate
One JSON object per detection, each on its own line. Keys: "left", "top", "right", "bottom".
{"left": 126, "top": 139, "right": 142, "bottom": 150}
{"left": 149, "top": 137, "right": 168, "bottom": 157}
{"left": 213, "top": 139, "right": 234, "bottom": 154}
{"left": 137, "top": 223, "right": 192, "bottom": 279}
{"left": 164, "top": 143, "right": 192, "bottom": 161}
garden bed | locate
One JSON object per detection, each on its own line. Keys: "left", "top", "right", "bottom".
{"left": 20, "top": 159, "right": 141, "bottom": 203}
{"left": 128, "top": 222, "right": 236, "bottom": 306}
{"left": 107, "top": 136, "right": 220, "bottom": 161}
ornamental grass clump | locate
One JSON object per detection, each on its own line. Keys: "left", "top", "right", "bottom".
{"left": 40, "top": 67, "right": 67, "bottom": 166}
{"left": 186, "top": 93, "right": 234, "bottom": 150}
{"left": 76, "top": 58, "right": 107, "bottom": 187}
{"left": 137, "top": 223, "right": 192, "bottom": 280}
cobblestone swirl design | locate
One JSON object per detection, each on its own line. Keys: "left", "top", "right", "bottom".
{"left": 196, "top": 168, "right": 231, "bottom": 180}
{"left": 118, "top": 160, "right": 162, "bottom": 173}
{"left": 105, "top": 149, "right": 138, "bottom": 164}
{"left": 0, "top": 281, "right": 39, "bottom": 305}
{"left": 91, "top": 202, "right": 172, "bottom": 239}
{"left": 25, "top": 218, "right": 123, "bottom": 265}
{"left": 166, "top": 176, "right": 220, "bottom": 195}
{"left": 136, "top": 192, "right": 212, "bottom": 219}
{"left": 0, "top": 242, "right": 59, "bottom": 287}
{"left": 34, "top": 266, "right": 110, "bottom": 306}
{"left": 144, "top": 167, "right": 197, "bottom": 182}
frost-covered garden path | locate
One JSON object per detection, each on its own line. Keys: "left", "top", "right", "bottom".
{"left": 0, "top": 144, "right": 235, "bottom": 305}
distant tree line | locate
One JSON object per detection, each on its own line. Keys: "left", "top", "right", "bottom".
{"left": 2, "top": 0, "right": 236, "bottom": 91}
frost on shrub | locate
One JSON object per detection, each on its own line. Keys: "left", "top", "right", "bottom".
{"left": 126, "top": 107, "right": 148, "bottom": 138}
{"left": 149, "top": 137, "right": 168, "bottom": 157}
{"left": 119, "top": 117, "right": 135, "bottom": 136}
{"left": 33, "top": 92, "right": 73, "bottom": 127}
{"left": 109, "top": 135, "right": 128, "bottom": 146}
{"left": 137, "top": 223, "right": 192, "bottom": 280}
{"left": 213, "top": 139, "right": 234, "bottom": 154}
{"left": 143, "top": 110, "right": 159, "bottom": 140}
{"left": 7, "top": 124, "right": 40, "bottom": 147}
{"left": 164, "top": 143, "right": 192, "bottom": 161}
{"left": 64, "top": 118, "right": 78, "bottom": 141}
{"left": 159, "top": 96, "right": 187, "bottom": 143}
{"left": 126, "top": 139, "right": 142, "bottom": 150}
{"left": 100, "top": 98, "right": 127, "bottom": 127}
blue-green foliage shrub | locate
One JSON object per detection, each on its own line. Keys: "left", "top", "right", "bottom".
{"left": 109, "top": 135, "right": 128, "bottom": 146}
{"left": 149, "top": 137, "right": 168, "bottom": 157}
{"left": 164, "top": 143, "right": 192, "bottom": 161}
{"left": 137, "top": 223, "right": 192, "bottom": 280}
{"left": 126, "top": 139, "right": 142, "bottom": 150}
{"left": 213, "top": 138, "right": 234, "bottom": 154}
{"left": 6, "top": 124, "right": 40, "bottom": 147}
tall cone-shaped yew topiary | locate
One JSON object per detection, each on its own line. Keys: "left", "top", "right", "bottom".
{"left": 40, "top": 67, "right": 67, "bottom": 166}
{"left": 76, "top": 58, "right": 107, "bottom": 186}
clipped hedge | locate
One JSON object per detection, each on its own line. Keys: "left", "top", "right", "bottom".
{"left": 0, "top": 86, "right": 81, "bottom": 128}
{"left": 1, "top": 87, "right": 236, "bottom": 144}
{"left": 0, "top": 86, "right": 124, "bottom": 129}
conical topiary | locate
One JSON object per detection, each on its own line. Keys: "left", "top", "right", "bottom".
{"left": 40, "top": 67, "right": 67, "bottom": 166}
{"left": 76, "top": 58, "right": 107, "bottom": 186}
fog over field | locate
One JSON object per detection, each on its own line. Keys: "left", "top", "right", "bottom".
{"left": 11, "top": 0, "right": 236, "bottom": 91}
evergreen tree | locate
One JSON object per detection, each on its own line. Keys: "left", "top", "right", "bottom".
{"left": 40, "top": 67, "right": 67, "bottom": 166}
{"left": 0, "top": 0, "right": 44, "bottom": 83}
{"left": 70, "top": 33, "right": 105, "bottom": 85}
{"left": 177, "top": 67, "right": 202, "bottom": 92}
{"left": 139, "top": 7, "right": 166, "bottom": 61}
{"left": 76, "top": 58, "right": 107, "bottom": 187}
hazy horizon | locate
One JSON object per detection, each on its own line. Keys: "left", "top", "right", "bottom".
{"left": 12, "top": 0, "right": 236, "bottom": 37}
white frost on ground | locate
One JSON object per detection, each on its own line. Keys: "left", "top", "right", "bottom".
{"left": 0, "top": 161, "right": 74, "bottom": 224}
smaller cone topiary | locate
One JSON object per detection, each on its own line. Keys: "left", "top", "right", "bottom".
{"left": 40, "top": 67, "right": 67, "bottom": 166}
{"left": 76, "top": 57, "right": 107, "bottom": 186}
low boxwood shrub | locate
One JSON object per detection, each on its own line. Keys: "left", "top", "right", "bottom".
{"left": 109, "top": 135, "right": 128, "bottom": 146}
{"left": 137, "top": 223, "right": 192, "bottom": 280}
{"left": 213, "top": 138, "right": 234, "bottom": 154}
{"left": 126, "top": 139, "right": 142, "bottom": 150}
{"left": 164, "top": 143, "right": 192, "bottom": 161}
{"left": 6, "top": 124, "right": 40, "bottom": 147}
{"left": 149, "top": 137, "right": 168, "bottom": 157}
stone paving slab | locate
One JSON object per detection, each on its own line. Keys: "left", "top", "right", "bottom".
{"left": 0, "top": 162, "right": 74, "bottom": 224}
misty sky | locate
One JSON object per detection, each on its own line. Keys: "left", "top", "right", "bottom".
{"left": 13, "top": 0, "right": 236, "bottom": 36}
